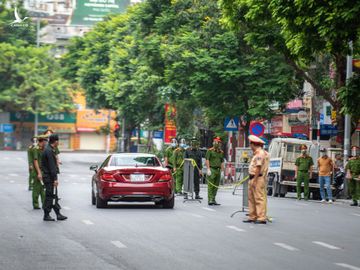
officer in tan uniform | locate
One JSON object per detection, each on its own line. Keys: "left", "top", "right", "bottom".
{"left": 243, "top": 135, "right": 269, "bottom": 224}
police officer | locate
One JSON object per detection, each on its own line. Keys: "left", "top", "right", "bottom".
{"left": 346, "top": 146, "right": 360, "bottom": 206}
{"left": 27, "top": 137, "right": 37, "bottom": 191}
{"left": 295, "top": 144, "right": 314, "bottom": 200}
{"left": 173, "top": 138, "right": 187, "bottom": 195}
{"left": 184, "top": 137, "right": 203, "bottom": 199}
{"left": 164, "top": 138, "right": 178, "bottom": 170}
{"left": 41, "top": 134, "right": 67, "bottom": 221}
{"left": 44, "top": 129, "right": 61, "bottom": 169}
{"left": 243, "top": 135, "right": 269, "bottom": 224}
{"left": 205, "top": 137, "right": 224, "bottom": 206}
{"left": 32, "top": 135, "right": 47, "bottom": 209}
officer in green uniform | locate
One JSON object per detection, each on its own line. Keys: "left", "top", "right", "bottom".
{"left": 32, "top": 135, "right": 47, "bottom": 209}
{"left": 345, "top": 146, "right": 360, "bottom": 206}
{"left": 27, "top": 137, "right": 37, "bottom": 191}
{"left": 205, "top": 137, "right": 224, "bottom": 206}
{"left": 184, "top": 137, "right": 203, "bottom": 199}
{"left": 164, "top": 138, "right": 178, "bottom": 170}
{"left": 173, "top": 138, "right": 187, "bottom": 195}
{"left": 295, "top": 144, "right": 314, "bottom": 200}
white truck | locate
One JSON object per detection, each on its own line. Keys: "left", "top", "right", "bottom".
{"left": 267, "top": 138, "right": 342, "bottom": 199}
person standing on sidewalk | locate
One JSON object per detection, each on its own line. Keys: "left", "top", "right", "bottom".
{"left": 317, "top": 147, "right": 334, "bottom": 203}
{"left": 243, "top": 135, "right": 269, "bottom": 224}
{"left": 295, "top": 144, "right": 314, "bottom": 200}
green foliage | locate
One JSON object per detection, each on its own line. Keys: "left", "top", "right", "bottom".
{"left": 339, "top": 74, "right": 360, "bottom": 120}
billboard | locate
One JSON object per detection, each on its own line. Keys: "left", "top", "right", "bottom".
{"left": 71, "top": 0, "right": 131, "bottom": 25}
{"left": 164, "top": 104, "right": 176, "bottom": 143}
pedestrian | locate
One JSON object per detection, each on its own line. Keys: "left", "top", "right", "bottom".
{"left": 295, "top": 144, "right": 314, "bottom": 200}
{"left": 345, "top": 146, "right": 360, "bottom": 207}
{"left": 41, "top": 134, "right": 67, "bottom": 221}
{"left": 164, "top": 138, "right": 178, "bottom": 170}
{"left": 184, "top": 137, "right": 203, "bottom": 200}
{"left": 243, "top": 135, "right": 269, "bottom": 224}
{"left": 173, "top": 138, "right": 187, "bottom": 195}
{"left": 32, "top": 135, "right": 47, "bottom": 209}
{"left": 205, "top": 137, "right": 224, "bottom": 206}
{"left": 27, "top": 137, "right": 36, "bottom": 191}
{"left": 317, "top": 147, "right": 334, "bottom": 203}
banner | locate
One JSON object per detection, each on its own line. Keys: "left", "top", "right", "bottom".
{"left": 164, "top": 104, "right": 176, "bottom": 143}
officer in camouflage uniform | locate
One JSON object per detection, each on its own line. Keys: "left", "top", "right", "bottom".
{"left": 184, "top": 137, "right": 203, "bottom": 199}
{"left": 164, "top": 138, "right": 178, "bottom": 170}
{"left": 346, "top": 146, "right": 360, "bottom": 206}
{"left": 295, "top": 144, "right": 314, "bottom": 200}
{"left": 173, "top": 138, "right": 187, "bottom": 195}
{"left": 205, "top": 137, "right": 224, "bottom": 206}
{"left": 32, "top": 135, "right": 47, "bottom": 209}
{"left": 27, "top": 137, "right": 37, "bottom": 191}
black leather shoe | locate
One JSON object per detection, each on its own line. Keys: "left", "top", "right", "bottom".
{"left": 242, "top": 219, "right": 255, "bottom": 223}
{"left": 56, "top": 214, "right": 68, "bottom": 221}
{"left": 350, "top": 201, "right": 358, "bottom": 206}
{"left": 208, "top": 202, "right": 215, "bottom": 206}
{"left": 213, "top": 202, "right": 221, "bottom": 206}
{"left": 43, "top": 215, "right": 55, "bottom": 221}
{"left": 33, "top": 206, "right": 41, "bottom": 210}
{"left": 195, "top": 195, "right": 203, "bottom": 200}
{"left": 254, "top": 220, "right": 267, "bottom": 224}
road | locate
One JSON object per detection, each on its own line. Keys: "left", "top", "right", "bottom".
{"left": 0, "top": 151, "right": 359, "bottom": 270}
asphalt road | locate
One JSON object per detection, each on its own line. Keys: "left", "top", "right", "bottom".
{"left": 1, "top": 151, "right": 360, "bottom": 270}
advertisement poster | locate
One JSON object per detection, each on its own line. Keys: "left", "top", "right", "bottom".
{"left": 164, "top": 104, "right": 176, "bottom": 144}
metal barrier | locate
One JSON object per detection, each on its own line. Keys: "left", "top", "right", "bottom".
{"left": 183, "top": 159, "right": 201, "bottom": 203}
{"left": 231, "top": 164, "right": 249, "bottom": 216}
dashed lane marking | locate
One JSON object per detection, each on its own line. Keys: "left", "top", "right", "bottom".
{"left": 8, "top": 173, "right": 19, "bottom": 177}
{"left": 274, "top": 243, "right": 299, "bottom": 251}
{"left": 69, "top": 175, "right": 78, "bottom": 178}
{"left": 189, "top": 213, "right": 204, "bottom": 218}
{"left": 351, "top": 213, "right": 360, "bottom": 217}
{"left": 312, "top": 241, "right": 341, "bottom": 250}
{"left": 9, "top": 180, "right": 15, "bottom": 184}
{"left": 63, "top": 206, "right": 71, "bottom": 210}
{"left": 72, "top": 182, "right": 78, "bottom": 185}
{"left": 111, "top": 241, "right": 127, "bottom": 249}
{"left": 226, "top": 225, "right": 246, "bottom": 232}
{"left": 82, "top": 220, "right": 94, "bottom": 225}
{"left": 335, "top": 263, "right": 360, "bottom": 270}
{"left": 64, "top": 179, "right": 69, "bottom": 182}
{"left": 3, "top": 157, "right": 10, "bottom": 160}
{"left": 295, "top": 202, "right": 309, "bottom": 206}
{"left": 202, "top": 207, "right": 216, "bottom": 212}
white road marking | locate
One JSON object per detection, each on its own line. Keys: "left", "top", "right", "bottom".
{"left": 63, "top": 206, "right": 71, "bottom": 210}
{"left": 8, "top": 173, "right": 19, "bottom": 177}
{"left": 70, "top": 175, "right": 78, "bottom": 178}
{"left": 226, "top": 225, "right": 246, "bottom": 232}
{"left": 16, "top": 157, "right": 23, "bottom": 161}
{"left": 351, "top": 213, "right": 360, "bottom": 217}
{"left": 189, "top": 213, "right": 204, "bottom": 218}
{"left": 295, "top": 202, "right": 309, "bottom": 206}
{"left": 312, "top": 241, "right": 340, "bottom": 250}
{"left": 111, "top": 241, "right": 127, "bottom": 249}
{"left": 64, "top": 179, "right": 69, "bottom": 182}
{"left": 274, "top": 243, "right": 299, "bottom": 251}
{"left": 3, "top": 157, "right": 10, "bottom": 160}
{"left": 9, "top": 180, "right": 15, "bottom": 183}
{"left": 72, "top": 182, "right": 78, "bottom": 185}
{"left": 202, "top": 207, "right": 216, "bottom": 212}
{"left": 82, "top": 220, "right": 94, "bottom": 225}
{"left": 335, "top": 263, "right": 360, "bottom": 270}
{"left": 81, "top": 177, "right": 87, "bottom": 180}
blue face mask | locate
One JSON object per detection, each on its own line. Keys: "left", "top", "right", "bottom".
{"left": 171, "top": 143, "right": 177, "bottom": 147}
{"left": 180, "top": 143, "right": 186, "bottom": 148}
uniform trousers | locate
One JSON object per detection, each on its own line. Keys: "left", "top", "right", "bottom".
{"left": 43, "top": 178, "right": 61, "bottom": 215}
{"left": 349, "top": 178, "right": 360, "bottom": 201}
{"left": 207, "top": 167, "right": 220, "bottom": 202}
{"left": 248, "top": 176, "right": 266, "bottom": 222}
{"left": 32, "top": 177, "right": 45, "bottom": 208}
{"left": 296, "top": 171, "right": 310, "bottom": 200}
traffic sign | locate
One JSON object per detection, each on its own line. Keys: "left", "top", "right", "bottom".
{"left": 249, "top": 122, "right": 265, "bottom": 136}
{"left": 0, "top": 124, "right": 14, "bottom": 133}
{"left": 224, "top": 117, "right": 239, "bottom": 131}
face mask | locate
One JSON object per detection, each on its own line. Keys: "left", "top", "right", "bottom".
{"left": 180, "top": 143, "right": 186, "bottom": 148}
{"left": 213, "top": 142, "right": 220, "bottom": 149}
{"left": 171, "top": 143, "right": 177, "bottom": 147}
{"left": 301, "top": 150, "right": 307, "bottom": 155}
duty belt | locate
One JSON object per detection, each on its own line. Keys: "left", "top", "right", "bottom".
{"left": 249, "top": 174, "right": 263, "bottom": 180}
{"left": 210, "top": 167, "right": 221, "bottom": 169}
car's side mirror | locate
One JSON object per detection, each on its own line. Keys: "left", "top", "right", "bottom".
{"left": 90, "top": 165, "right": 98, "bottom": 172}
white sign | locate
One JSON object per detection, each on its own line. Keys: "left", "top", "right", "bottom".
{"left": 268, "top": 158, "right": 282, "bottom": 174}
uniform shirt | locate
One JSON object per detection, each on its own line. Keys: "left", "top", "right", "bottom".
{"left": 27, "top": 145, "right": 35, "bottom": 167}
{"left": 317, "top": 156, "right": 333, "bottom": 176}
{"left": 346, "top": 158, "right": 360, "bottom": 178}
{"left": 295, "top": 155, "right": 314, "bottom": 171}
{"left": 205, "top": 148, "right": 224, "bottom": 168}
{"left": 41, "top": 144, "right": 58, "bottom": 181}
{"left": 184, "top": 147, "right": 202, "bottom": 169}
{"left": 249, "top": 148, "right": 269, "bottom": 176}
{"left": 165, "top": 146, "right": 176, "bottom": 166}
{"left": 33, "top": 146, "right": 44, "bottom": 170}
{"left": 173, "top": 147, "right": 185, "bottom": 168}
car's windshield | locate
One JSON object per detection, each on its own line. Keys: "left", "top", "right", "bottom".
{"left": 109, "top": 156, "right": 161, "bottom": 167}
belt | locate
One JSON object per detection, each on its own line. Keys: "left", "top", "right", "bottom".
{"left": 298, "top": 170, "right": 309, "bottom": 172}
{"left": 249, "top": 174, "right": 263, "bottom": 180}
{"left": 210, "top": 167, "right": 220, "bottom": 169}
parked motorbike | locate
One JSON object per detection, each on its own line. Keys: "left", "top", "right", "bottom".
{"left": 333, "top": 168, "right": 345, "bottom": 198}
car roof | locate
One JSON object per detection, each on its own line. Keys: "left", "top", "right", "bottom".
{"left": 110, "top": 153, "right": 157, "bottom": 158}
{"left": 270, "top": 138, "right": 312, "bottom": 145}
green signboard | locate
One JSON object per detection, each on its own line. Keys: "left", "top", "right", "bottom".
{"left": 71, "top": 0, "right": 131, "bottom": 25}
{"left": 10, "top": 112, "right": 76, "bottom": 123}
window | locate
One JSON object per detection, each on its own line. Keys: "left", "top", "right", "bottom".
{"left": 110, "top": 156, "right": 161, "bottom": 167}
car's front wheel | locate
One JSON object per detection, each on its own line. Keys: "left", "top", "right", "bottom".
{"left": 96, "top": 192, "right": 108, "bottom": 208}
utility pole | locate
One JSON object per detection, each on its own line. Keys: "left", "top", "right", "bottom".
{"left": 34, "top": 18, "right": 40, "bottom": 137}
{"left": 344, "top": 41, "right": 353, "bottom": 165}
{"left": 121, "top": 116, "right": 126, "bottom": 152}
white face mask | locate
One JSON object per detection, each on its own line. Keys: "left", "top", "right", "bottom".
{"left": 301, "top": 150, "right": 307, "bottom": 155}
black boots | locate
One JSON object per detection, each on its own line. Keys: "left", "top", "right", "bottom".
{"left": 195, "top": 194, "right": 203, "bottom": 200}
{"left": 43, "top": 213, "right": 55, "bottom": 221}
{"left": 56, "top": 213, "right": 68, "bottom": 221}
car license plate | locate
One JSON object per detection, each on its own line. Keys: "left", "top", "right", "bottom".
{"left": 130, "top": 174, "right": 145, "bottom": 182}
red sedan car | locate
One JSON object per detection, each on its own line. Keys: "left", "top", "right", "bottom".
{"left": 90, "top": 153, "right": 174, "bottom": 208}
